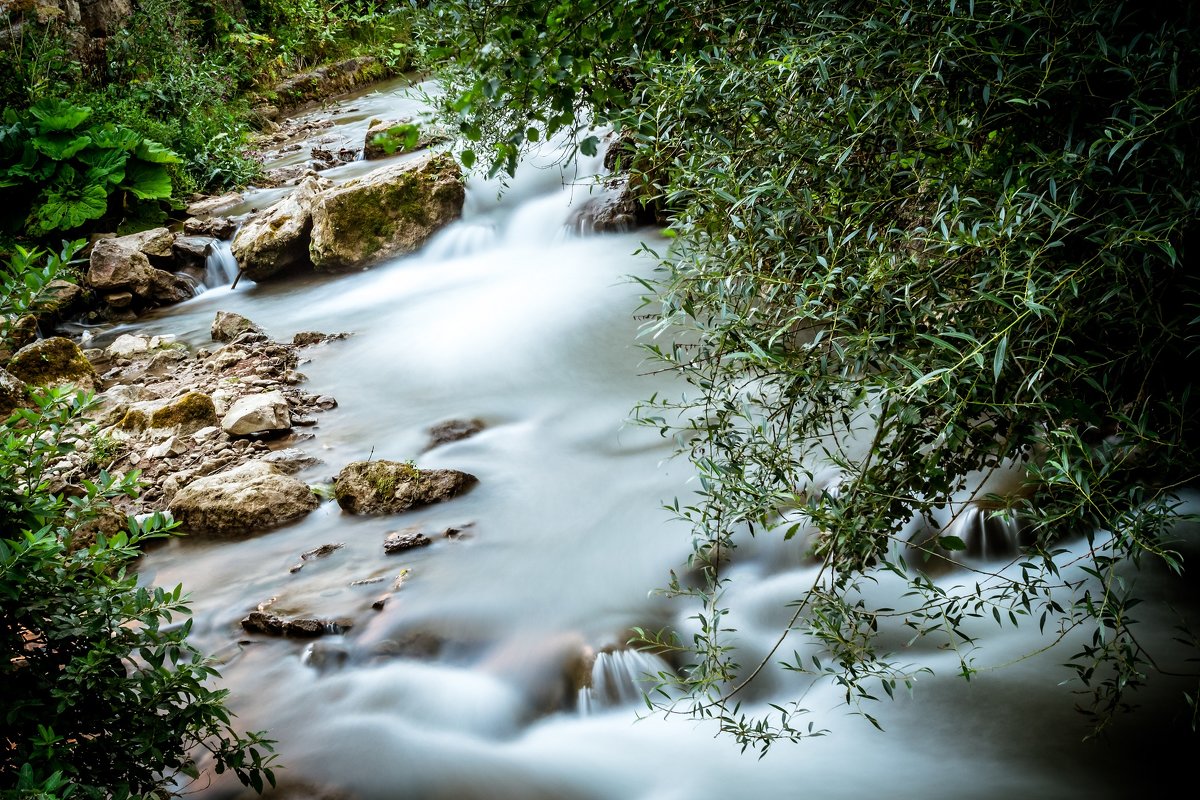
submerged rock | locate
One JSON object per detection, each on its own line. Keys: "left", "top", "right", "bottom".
{"left": 241, "top": 610, "right": 346, "bottom": 638}
{"left": 309, "top": 152, "right": 465, "bottom": 272}
{"left": 383, "top": 527, "right": 432, "bottom": 554}
{"left": 168, "top": 461, "right": 319, "bottom": 536}
{"left": 333, "top": 459, "right": 477, "bottom": 514}
{"left": 425, "top": 418, "right": 485, "bottom": 450}
{"left": 8, "top": 337, "right": 97, "bottom": 392}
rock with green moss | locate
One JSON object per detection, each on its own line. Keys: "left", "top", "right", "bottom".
{"left": 148, "top": 391, "right": 219, "bottom": 435}
{"left": 333, "top": 459, "right": 477, "bottom": 514}
{"left": 309, "top": 152, "right": 465, "bottom": 272}
{"left": 7, "top": 337, "right": 97, "bottom": 392}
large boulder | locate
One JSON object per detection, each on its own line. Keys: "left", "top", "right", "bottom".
{"left": 231, "top": 175, "right": 328, "bottom": 281}
{"left": 87, "top": 234, "right": 192, "bottom": 310}
{"left": 309, "top": 152, "right": 464, "bottom": 272}
{"left": 88, "top": 238, "right": 158, "bottom": 297}
{"left": 168, "top": 461, "right": 319, "bottom": 536}
{"left": 148, "top": 391, "right": 220, "bottom": 435}
{"left": 333, "top": 459, "right": 477, "bottom": 514}
{"left": 220, "top": 390, "right": 291, "bottom": 436}
{"left": 7, "top": 337, "right": 97, "bottom": 392}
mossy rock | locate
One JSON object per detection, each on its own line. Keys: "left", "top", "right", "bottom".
{"left": 149, "top": 392, "right": 219, "bottom": 434}
{"left": 333, "top": 459, "right": 477, "bottom": 515}
{"left": 309, "top": 152, "right": 465, "bottom": 272}
{"left": 114, "top": 408, "right": 150, "bottom": 432}
{"left": 7, "top": 337, "right": 97, "bottom": 392}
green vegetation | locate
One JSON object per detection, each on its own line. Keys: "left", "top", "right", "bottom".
{"left": 431, "top": 0, "right": 1200, "bottom": 746}
{"left": 0, "top": 0, "right": 414, "bottom": 245}
{"left": 0, "top": 247, "right": 276, "bottom": 798}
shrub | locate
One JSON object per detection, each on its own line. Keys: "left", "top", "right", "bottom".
{"left": 0, "top": 246, "right": 276, "bottom": 797}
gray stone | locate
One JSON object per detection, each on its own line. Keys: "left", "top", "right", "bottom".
{"left": 211, "top": 310, "right": 265, "bottom": 343}
{"left": 333, "top": 460, "right": 477, "bottom": 514}
{"left": 168, "top": 461, "right": 320, "bottom": 536}
{"left": 221, "top": 390, "right": 291, "bottom": 436}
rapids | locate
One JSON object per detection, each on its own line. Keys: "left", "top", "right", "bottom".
{"left": 112, "top": 77, "right": 1197, "bottom": 799}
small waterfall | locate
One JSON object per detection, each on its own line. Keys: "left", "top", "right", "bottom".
{"left": 577, "top": 649, "right": 672, "bottom": 714}
{"left": 941, "top": 503, "right": 1031, "bottom": 560}
{"left": 203, "top": 239, "right": 240, "bottom": 289}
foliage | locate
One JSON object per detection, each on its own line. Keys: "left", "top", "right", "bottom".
{"left": 0, "top": 245, "right": 276, "bottom": 797}
{"left": 431, "top": 0, "right": 1200, "bottom": 747}
{"left": 0, "top": 99, "right": 181, "bottom": 236}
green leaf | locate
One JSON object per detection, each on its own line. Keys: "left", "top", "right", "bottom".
{"left": 460, "top": 148, "right": 476, "bottom": 169}
{"left": 937, "top": 535, "right": 967, "bottom": 551}
{"left": 31, "top": 182, "right": 108, "bottom": 232}
{"left": 91, "top": 126, "right": 142, "bottom": 151}
{"left": 134, "top": 138, "right": 183, "bottom": 164}
{"left": 31, "top": 133, "right": 93, "bottom": 160}
{"left": 120, "top": 161, "right": 173, "bottom": 200}
{"left": 28, "top": 99, "right": 92, "bottom": 132}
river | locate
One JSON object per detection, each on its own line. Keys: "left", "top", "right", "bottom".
{"left": 112, "top": 77, "right": 1198, "bottom": 799}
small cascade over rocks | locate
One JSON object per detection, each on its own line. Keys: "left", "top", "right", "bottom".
{"left": 577, "top": 648, "right": 672, "bottom": 714}
{"left": 203, "top": 239, "right": 240, "bottom": 290}
{"left": 942, "top": 503, "right": 1032, "bottom": 560}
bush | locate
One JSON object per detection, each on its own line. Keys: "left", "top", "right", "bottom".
{"left": 0, "top": 246, "right": 276, "bottom": 797}
{"left": 431, "top": 0, "right": 1200, "bottom": 747}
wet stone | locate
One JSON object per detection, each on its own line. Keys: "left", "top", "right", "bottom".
{"left": 383, "top": 529, "right": 432, "bottom": 554}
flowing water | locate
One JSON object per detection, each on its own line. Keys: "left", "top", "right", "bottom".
{"left": 115, "top": 78, "right": 1198, "bottom": 799}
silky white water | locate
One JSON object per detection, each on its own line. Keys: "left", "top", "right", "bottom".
{"left": 119, "top": 78, "right": 1198, "bottom": 799}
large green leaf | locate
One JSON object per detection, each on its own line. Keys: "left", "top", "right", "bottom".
{"left": 31, "top": 132, "right": 93, "bottom": 160}
{"left": 91, "top": 126, "right": 142, "bottom": 151}
{"left": 27, "top": 99, "right": 93, "bottom": 132}
{"left": 134, "top": 139, "right": 183, "bottom": 164}
{"left": 30, "top": 182, "right": 109, "bottom": 233}
{"left": 121, "top": 160, "right": 173, "bottom": 200}
{"left": 78, "top": 147, "right": 129, "bottom": 186}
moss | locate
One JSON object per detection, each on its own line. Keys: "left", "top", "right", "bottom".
{"left": 115, "top": 408, "right": 150, "bottom": 432}
{"left": 149, "top": 392, "right": 218, "bottom": 431}
{"left": 7, "top": 337, "right": 97, "bottom": 390}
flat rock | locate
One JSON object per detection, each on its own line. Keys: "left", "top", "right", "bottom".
{"left": 383, "top": 528, "right": 432, "bottom": 554}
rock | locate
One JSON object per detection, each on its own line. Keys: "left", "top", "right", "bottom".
{"left": 102, "top": 291, "right": 134, "bottom": 309}
{"left": 88, "top": 238, "right": 157, "bottom": 296}
{"left": 79, "top": 0, "right": 133, "bottom": 37}
{"left": 105, "top": 333, "right": 150, "bottom": 359}
{"left": 425, "top": 418, "right": 485, "bottom": 449}
{"left": 118, "top": 226, "right": 175, "bottom": 265}
{"left": 309, "top": 152, "right": 465, "bottom": 272}
{"left": 172, "top": 235, "right": 213, "bottom": 273}
{"left": 240, "top": 610, "right": 343, "bottom": 638}
{"left": 183, "top": 216, "right": 237, "bottom": 239}
{"left": 168, "top": 460, "right": 320, "bottom": 536}
{"left": 211, "top": 310, "right": 265, "bottom": 342}
{"left": 0, "top": 368, "right": 28, "bottom": 419}
{"left": 383, "top": 528, "right": 432, "bottom": 554}
{"left": 221, "top": 390, "right": 291, "bottom": 436}
{"left": 148, "top": 391, "right": 219, "bottom": 435}
{"left": 7, "top": 337, "right": 97, "bottom": 392}
{"left": 262, "top": 447, "right": 321, "bottom": 474}
{"left": 572, "top": 175, "right": 660, "bottom": 233}
{"left": 40, "top": 280, "right": 88, "bottom": 318}
{"left": 362, "top": 118, "right": 451, "bottom": 160}
{"left": 1, "top": 314, "right": 39, "bottom": 359}
{"left": 231, "top": 175, "right": 329, "bottom": 281}
{"left": 292, "top": 330, "right": 349, "bottom": 346}
{"left": 147, "top": 267, "right": 194, "bottom": 305}
{"left": 186, "top": 192, "right": 243, "bottom": 218}
{"left": 333, "top": 460, "right": 478, "bottom": 514}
